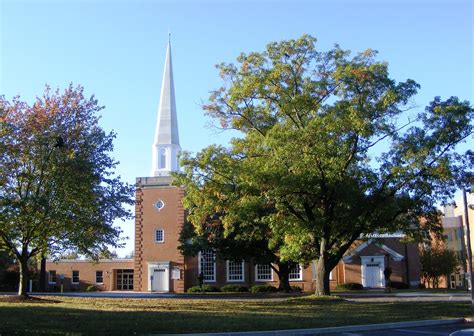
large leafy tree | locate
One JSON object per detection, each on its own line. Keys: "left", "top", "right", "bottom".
{"left": 176, "top": 146, "right": 299, "bottom": 291}
{"left": 0, "top": 85, "right": 134, "bottom": 297}
{"left": 177, "top": 35, "right": 473, "bottom": 295}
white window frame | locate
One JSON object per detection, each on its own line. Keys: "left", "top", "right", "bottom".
{"left": 255, "top": 264, "right": 273, "bottom": 281}
{"left": 96, "top": 270, "right": 104, "bottom": 284}
{"left": 329, "top": 271, "right": 333, "bottom": 280}
{"left": 226, "top": 260, "right": 245, "bottom": 282}
{"left": 198, "top": 250, "right": 216, "bottom": 282}
{"left": 289, "top": 264, "right": 303, "bottom": 281}
{"left": 49, "top": 270, "right": 57, "bottom": 284}
{"left": 155, "top": 229, "right": 164, "bottom": 243}
{"left": 72, "top": 270, "right": 80, "bottom": 284}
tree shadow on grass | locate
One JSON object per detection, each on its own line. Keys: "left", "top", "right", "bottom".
{"left": 0, "top": 301, "right": 470, "bottom": 335}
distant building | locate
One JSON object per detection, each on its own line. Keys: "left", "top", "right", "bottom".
{"left": 46, "top": 39, "right": 421, "bottom": 292}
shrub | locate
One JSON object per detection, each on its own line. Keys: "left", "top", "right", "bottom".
{"left": 86, "top": 285, "right": 97, "bottom": 292}
{"left": 336, "top": 282, "right": 364, "bottom": 290}
{"left": 389, "top": 281, "right": 409, "bottom": 289}
{"left": 290, "top": 285, "right": 303, "bottom": 293}
{"left": 187, "top": 285, "right": 221, "bottom": 293}
{"left": 250, "top": 284, "right": 278, "bottom": 293}
{"left": 221, "top": 284, "right": 248, "bottom": 292}
{"left": 187, "top": 286, "right": 204, "bottom": 293}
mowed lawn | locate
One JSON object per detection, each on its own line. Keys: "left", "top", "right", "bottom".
{"left": 0, "top": 295, "right": 471, "bottom": 335}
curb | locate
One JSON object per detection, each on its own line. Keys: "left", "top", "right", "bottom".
{"left": 169, "top": 318, "right": 465, "bottom": 336}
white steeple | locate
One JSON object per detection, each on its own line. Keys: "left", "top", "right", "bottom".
{"left": 151, "top": 34, "right": 181, "bottom": 177}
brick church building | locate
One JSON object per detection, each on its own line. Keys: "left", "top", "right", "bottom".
{"left": 46, "top": 40, "right": 421, "bottom": 293}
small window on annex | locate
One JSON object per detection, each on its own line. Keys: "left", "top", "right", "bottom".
{"left": 155, "top": 229, "right": 164, "bottom": 243}
{"left": 289, "top": 264, "right": 303, "bottom": 281}
{"left": 227, "top": 260, "right": 244, "bottom": 282}
{"left": 96, "top": 271, "right": 104, "bottom": 284}
{"left": 49, "top": 270, "right": 57, "bottom": 284}
{"left": 255, "top": 264, "right": 273, "bottom": 281}
{"left": 72, "top": 270, "right": 80, "bottom": 284}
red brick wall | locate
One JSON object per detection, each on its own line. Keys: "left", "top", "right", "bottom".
{"left": 134, "top": 177, "right": 185, "bottom": 292}
{"left": 45, "top": 260, "right": 134, "bottom": 291}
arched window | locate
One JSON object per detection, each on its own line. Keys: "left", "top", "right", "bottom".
{"left": 159, "top": 148, "right": 167, "bottom": 169}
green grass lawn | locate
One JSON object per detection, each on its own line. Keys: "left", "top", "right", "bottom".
{"left": 0, "top": 295, "right": 471, "bottom": 335}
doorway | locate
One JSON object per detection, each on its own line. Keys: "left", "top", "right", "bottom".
{"left": 116, "top": 269, "right": 134, "bottom": 290}
{"left": 361, "top": 256, "right": 385, "bottom": 288}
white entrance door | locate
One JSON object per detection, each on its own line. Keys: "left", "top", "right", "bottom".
{"left": 152, "top": 268, "right": 168, "bottom": 292}
{"left": 365, "top": 262, "right": 382, "bottom": 287}
{"left": 147, "top": 262, "right": 170, "bottom": 292}
{"left": 361, "top": 256, "right": 385, "bottom": 288}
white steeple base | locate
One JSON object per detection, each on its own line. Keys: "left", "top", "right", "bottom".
{"left": 151, "top": 143, "right": 181, "bottom": 177}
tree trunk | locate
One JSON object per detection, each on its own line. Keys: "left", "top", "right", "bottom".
{"left": 276, "top": 262, "right": 291, "bottom": 292}
{"left": 18, "top": 254, "right": 29, "bottom": 298}
{"left": 40, "top": 255, "right": 47, "bottom": 292}
{"left": 315, "top": 255, "right": 331, "bottom": 296}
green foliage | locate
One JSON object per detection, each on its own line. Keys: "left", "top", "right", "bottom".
{"left": 335, "top": 283, "right": 364, "bottom": 291}
{"left": 220, "top": 284, "right": 248, "bottom": 292}
{"left": 250, "top": 284, "right": 278, "bottom": 293}
{"left": 187, "top": 285, "right": 221, "bottom": 293}
{"left": 0, "top": 85, "right": 134, "bottom": 296}
{"left": 86, "top": 285, "right": 98, "bottom": 292}
{"left": 177, "top": 34, "right": 473, "bottom": 297}
{"left": 420, "top": 244, "right": 460, "bottom": 288}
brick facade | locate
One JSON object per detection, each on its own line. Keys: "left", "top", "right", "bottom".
{"left": 45, "top": 259, "right": 134, "bottom": 291}
{"left": 45, "top": 181, "right": 421, "bottom": 293}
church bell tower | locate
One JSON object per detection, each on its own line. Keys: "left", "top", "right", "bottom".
{"left": 151, "top": 34, "right": 181, "bottom": 176}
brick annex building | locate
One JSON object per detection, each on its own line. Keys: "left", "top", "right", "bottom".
{"left": 46, "top": 40, "right": 421, "bottom": 293}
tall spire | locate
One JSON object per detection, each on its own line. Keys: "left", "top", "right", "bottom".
{"left": 151, "top": 36, "right": 181, "bottom": 177}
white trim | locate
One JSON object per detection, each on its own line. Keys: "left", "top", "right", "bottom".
{"left": 48, "top": 270, "right": 57, "bottom": 284}
{"left": 361, "top": 256, "right": 385, "bottom": 288}
{"left": 71, "top": 270, "right": 80, "bottom": 284}
{"left": 226, "top": 260, "right": 245, "bottom": 282}
{"left": 95, "top": 270, "right": 104, "bottom": 284}
{"left": 343, "top": 239, "right": 405, "bottom": 262}
{"left": 289, "top": 264, "right": 303, "bottom": 281}
{"left": 198, "top": 250, "right": 216, "bottom": 282}
{"left": 255, "top": 264, "right": 273, "bottom": 282}
{"left": 147, "top": 261, "right": 170, "bottom": 292}
{"left": 155, "top": 228, "right": 165, "bottom": 243}
{"left": 154, "top": 199, "right": 165, "bottom": 211}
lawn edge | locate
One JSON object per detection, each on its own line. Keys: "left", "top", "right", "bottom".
{"left": 167, "top": 318, "right": 466, "bottom": 336}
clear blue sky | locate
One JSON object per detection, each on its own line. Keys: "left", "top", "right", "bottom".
{"left": 1, "top": 0, "right": 473, "bottom": 256}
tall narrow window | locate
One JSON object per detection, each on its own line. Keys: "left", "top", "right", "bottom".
{"left": 227, "top": 260, "right": 244, "bottom": 282}
{"left": 289, "top": 264, "right": 303, "bottom": 281}
{"left": 198, "top": 250, "right": 216, "bottom": 282}
{"left": 255, "top": 264, "right": 273, "bottom": 281}
{"left": 155, "top": 229, "right": 164, "bottom": 243}
{"left": 49, "top": 270, "right": 57, "bottom": 284}
{"left": 72, "top": 270, "right": 80, "bottom": 284}
{"left": 159, "top": 148, "right": 167, "bottom": 169}
{"left": 96, "top": 271, "right": 104, "bottom": 284}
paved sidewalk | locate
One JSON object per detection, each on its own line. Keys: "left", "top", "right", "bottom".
{"left": 338, "top": 291, "right": 470, "bottom": 302}
{"left": 168, "top": 319, "right": 468, "bottom": 336}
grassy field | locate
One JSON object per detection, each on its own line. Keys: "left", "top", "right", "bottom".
{"left": 0, "top": 295, "right": 471, "bottom": 335}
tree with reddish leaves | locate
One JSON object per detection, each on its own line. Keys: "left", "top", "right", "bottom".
{"left": 0, "top": 85, "right": 133, "bottom": 297}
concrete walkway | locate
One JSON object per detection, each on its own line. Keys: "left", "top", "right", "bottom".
{"left": 165, "top": 319, "right": 469, "bottom": 336}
